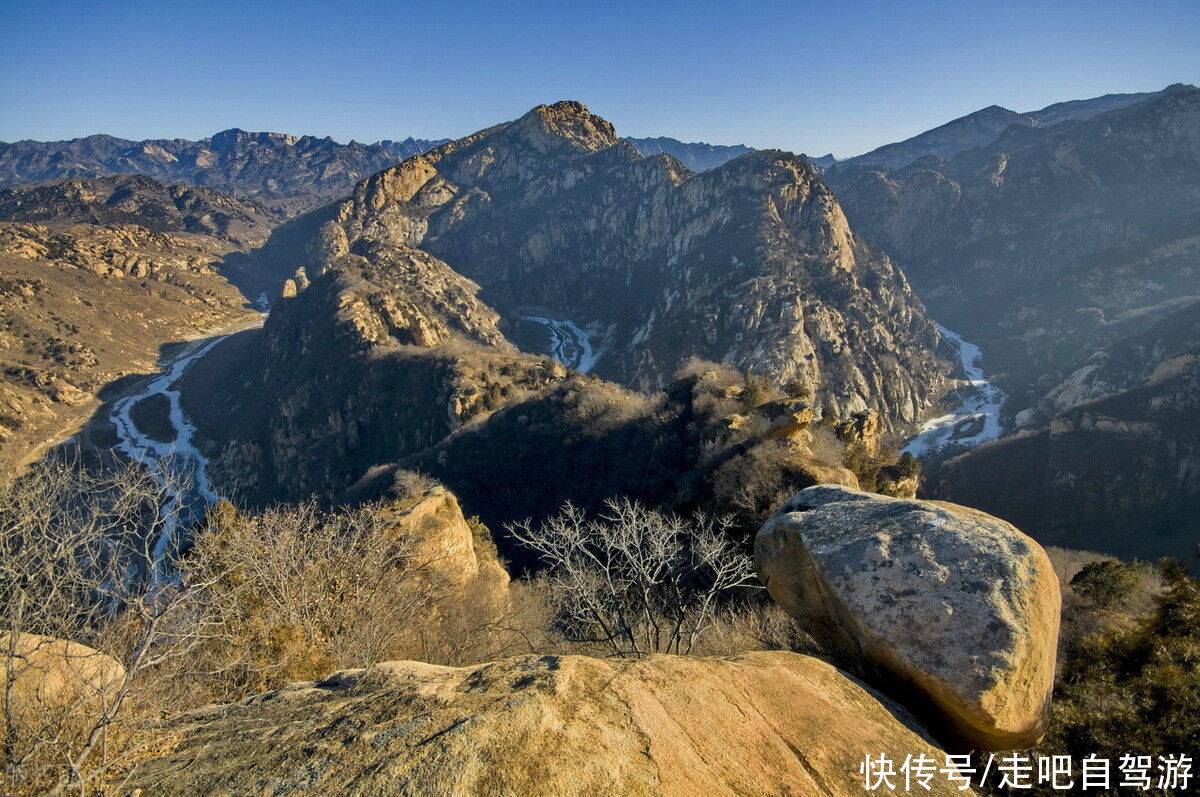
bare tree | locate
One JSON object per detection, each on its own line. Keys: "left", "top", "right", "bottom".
{"left": 507, "top": 498, "right": 756, "bottom": 658}
{"left": 0, "top": 454, "right": 224, "bottom": 795}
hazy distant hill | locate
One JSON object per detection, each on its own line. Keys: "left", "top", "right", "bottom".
{"left": 827, "top": 83, "right": 1200, "bottom": 559}
{"left": 834, "top": 89, "right": 1158, "bottom": 171}
{"left": 0, "top": 130, "right": 449, "bottom": 216}
{"left": 624, "top": 136, "right": 754, "bottom": 170}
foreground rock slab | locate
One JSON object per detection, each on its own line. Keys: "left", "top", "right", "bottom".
{"left": 125, "top": 651, "right": 967, "bottom": 795}
{"left": 755, "top": 486, "right": 1060, "bottom": 751}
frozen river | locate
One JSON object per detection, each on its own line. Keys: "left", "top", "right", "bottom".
{"left": 902, "top": 326, "right": 1007, "bottom": 457}
{"left": 110, "top": 318, "right": 263, "bottom": 581}
{"left": 520, "top": 315, "right": 602, "bottom": 372}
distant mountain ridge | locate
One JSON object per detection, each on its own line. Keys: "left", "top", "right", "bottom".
{"left": 0, "top": 129, "right": 450, "bottom": 216}
{"left": 623, "top": 137, "right": 754, "bottom": 170}
{"left": 834, "top": 89, "right": 1160, "bottom": 172}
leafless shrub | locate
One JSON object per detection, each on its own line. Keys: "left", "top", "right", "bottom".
{"left": 0, "top": 455, "right": 219, "bottom": 795}
{"left": 178, "top": 499, "right": 441, "bottom": 699}
{"left": 389, "top": 469, "right": 440, "bottom": 502}
{"left": 507, "top": 498, "right": 756, "bottom": 657}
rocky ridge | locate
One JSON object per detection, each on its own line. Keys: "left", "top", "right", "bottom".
{"left": 0, "top": 129, "right": 448, "bottom": 216}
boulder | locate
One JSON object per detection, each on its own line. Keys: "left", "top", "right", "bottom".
{"left": 1, "top": 631, "right": 125, "bottom": 720}
{"left": 125, "top": 651, "right": 968, "bottom": 795}
{"left": 755, "top": 486, "right": 1060, "bottom": 751}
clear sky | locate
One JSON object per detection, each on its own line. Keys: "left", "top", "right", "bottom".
{"left": 2, "top": 0, "right": 1197, "bottom": 158}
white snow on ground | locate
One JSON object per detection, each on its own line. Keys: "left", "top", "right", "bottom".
{"left": 902, "top": 325, "right": 1007, "bottom": 457}
{"left": 521, "top": 315, "right": 603, "bottom": 373}
{"left": 110, "top": 318, "right": 263, "bottom": 582}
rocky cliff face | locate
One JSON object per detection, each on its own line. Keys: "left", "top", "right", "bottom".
{"left": 0, "top": 130, "right": 448, "bottom": 216}
{"left": 828, "top": 84, "right": 1200, "bottom": 420}
{"left": 265, "top": 101, "right": 944, "bottom": 431}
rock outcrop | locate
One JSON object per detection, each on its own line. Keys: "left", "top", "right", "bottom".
{"left": 1, "top": 631, "right": 124, "bottom": 720}
{"left": 124, "top": 651, "right": 967, "bottom": 796}
{"left": 755, "top": 485, "right": 1061, "bottom": 750}
{"left": 381, "top": 485, "right": 509, "bottom": 608}
{"left": 0, "top": 130, "right": 448, "bottom": 216}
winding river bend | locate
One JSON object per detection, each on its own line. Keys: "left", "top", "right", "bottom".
{"left": 519, "top": 315, "right": 603, "bottom": 372}
{"left": 902, "top": 325, "right": 1007, "bottom": 457}
{"left": 110, "top": 317, "right": 263, "bottom": 581}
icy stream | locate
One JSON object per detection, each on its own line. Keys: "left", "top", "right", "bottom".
{"left": 520, "top": 315, "right": 602, "bottom": 372}
{"left": 902, "top": 326, "right": 1007, "bottom": 457}
{"left": 110, "top": 319, "right": 262, "bottom": 581}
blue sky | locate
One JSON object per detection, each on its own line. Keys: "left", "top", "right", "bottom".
{"left": 2, "top": 0, "right": 1196, "bottom": 157}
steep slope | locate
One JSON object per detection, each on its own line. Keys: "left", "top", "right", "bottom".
{"left": 0, "top": 130, "right": 448, "bottom": 216}
{"left": 624, "top": 136, "right": 754, "bottom": 170}
{"left": 829, "top": 84, "right": 1200, "bottom": 419}
{"left": 260, "top": 101, "right": 944, "bottom": 431}
{"left": 932, "top": 346, "right": 1200, "bottom": 565}
{"left": 0, "top": 174, "right": 276, "bottom": 247}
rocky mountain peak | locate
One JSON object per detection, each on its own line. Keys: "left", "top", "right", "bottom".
{"left": 509, "top": 100, "right": 618, "bottom": 154}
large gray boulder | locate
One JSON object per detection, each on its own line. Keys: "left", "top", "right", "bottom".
{"left": 755, "top": 486, "right": 1061, "bottom": 751}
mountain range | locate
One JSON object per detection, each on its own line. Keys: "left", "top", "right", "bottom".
{"left": 825, "top": 83, "right": 1200, "bottom": 560}
{"left": 0, "top": 130, "right": 758, "bottom": 218}
{"left": 2, "top": 84, "right": 1197, "bottom": 566}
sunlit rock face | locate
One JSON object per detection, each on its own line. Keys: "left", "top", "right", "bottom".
{"left": 123, "top": 650, "right": 968, "bottom": 796}
{"left": 260, "top": 100, "right": 945, "bottom": 433}
{"left": 756, "top": 485, "right": 1061, "bottom": 751}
